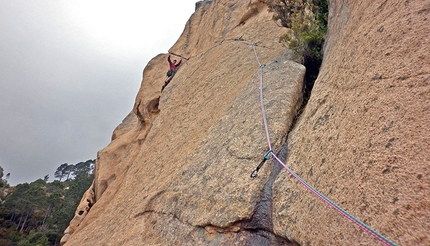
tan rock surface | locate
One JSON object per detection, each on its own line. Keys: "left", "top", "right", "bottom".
{"left": 63, "top": 0, "right": 304, "bottom": 245}
{"left": 62, "top": 0, "right": 430, "bottom": 245}
{"left": 273, "top": 0, "right": 430, "bottom": 245}
{"left": 60, "top": 183, "right": 95, "bottom": 245}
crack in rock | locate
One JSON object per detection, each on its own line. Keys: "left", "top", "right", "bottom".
{"left": 240, "top": 141, "right": 299, "bottom": 246}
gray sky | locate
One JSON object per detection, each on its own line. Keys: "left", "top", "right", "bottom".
{"left": 0, "top": 0, "right": 198, "bottom": 185}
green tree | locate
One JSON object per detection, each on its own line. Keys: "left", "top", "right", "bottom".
{"left": 48, "top": 172, "right": 93, "bottom": 234}
{"left": 64, "top": 164, "right": 75, "bottom": 181}
{"left": 17, "top": 230, "right": 49, "bottom": 246}
{"left": 74, "top": 159, "right": 95, "bottom": 177}
{"left": 54, "top": 163, "right": 69, "bottom": 181}
{"left": 4, "top": 180, "right": 48, "bottom": 232}
{"left": 3, "top": 183, "right": 30, "bottom": 224}
{"left": 0, "top": 160, "right": 95, "bottom": 245}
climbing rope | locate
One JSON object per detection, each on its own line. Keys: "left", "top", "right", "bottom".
{"left": 255, "top": 46, "right": 272, "bottom": 151}
{"left": 238, "top": 41, "right": 397, "bottom": 246}
{"left": 270, "top": 153, "right": 397, "bottom": 246}
{"left": 179, "top": 38, "right": 396, "bottom": 244}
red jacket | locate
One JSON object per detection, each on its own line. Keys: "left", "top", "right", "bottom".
{"left": 168, "top": 55, "right": 182, "bottom": 70}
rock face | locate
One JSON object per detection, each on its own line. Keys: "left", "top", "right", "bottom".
{"left": 63, "top": 0, "right": 303, "bottom": 245}
{"left": 63, "top": 0, "right": 430, "bottom": 245}
{"left": 273, "top": 0, "right": 430, "bottom": 245}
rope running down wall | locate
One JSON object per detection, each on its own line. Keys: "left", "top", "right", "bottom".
{"left": 171, "top": 38, "right": 397, "bottom": 245}
{"left": 243, "top": 40, "right": 397, "bottom": 246}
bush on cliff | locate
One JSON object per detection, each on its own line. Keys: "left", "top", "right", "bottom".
{"left": 261, "top": 0, "right": 328, "bottom": 63}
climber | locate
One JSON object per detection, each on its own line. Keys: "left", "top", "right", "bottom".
{"left": 161, "top": 55, "right": 182, "bottom": 92}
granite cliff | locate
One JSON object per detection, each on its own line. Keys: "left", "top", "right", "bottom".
{"left": 62, "top": 0, "right": 430, "bottom": 245}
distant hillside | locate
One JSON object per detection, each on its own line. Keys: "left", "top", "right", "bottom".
{"left": 0, "top": 160, "right": 94, "bottom": 246}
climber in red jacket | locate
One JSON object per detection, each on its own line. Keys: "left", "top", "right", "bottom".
{"left": 162, "top": 55, "right": 182, "bottom": 92}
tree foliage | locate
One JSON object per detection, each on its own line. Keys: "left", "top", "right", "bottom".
{"left": 261, "top": 0, "right": 328, "bottom": 63}
{"left": 0, "top": 160, "right": 95, "bottom": 246}
{"left": 54, "top": 163, "right": 69, "bottom": 181}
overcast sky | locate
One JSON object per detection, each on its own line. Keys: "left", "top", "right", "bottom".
{"left": 0, "top": 0, "right": 199, "bottom": 185}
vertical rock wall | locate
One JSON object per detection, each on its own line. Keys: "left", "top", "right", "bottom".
{"left": 273, "top": 0, "right": 430, "bottom": 245}
{"left": 63, "top": 0, "right": 304, "bottom": 245}
{"left": 62, "top": 0, "right": 430, "bottom": 245}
